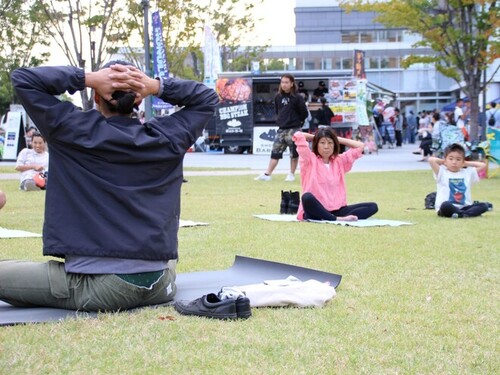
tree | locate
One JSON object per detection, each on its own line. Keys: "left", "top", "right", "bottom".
{"left": 0, "top": 0, "right": 49, "bottom": 114}
{"left": 119, "top": 0, "right": 265, "bottom": 79}
{"left": 120, "top": 0, "right": 205, "bottom": 80}
{"left": 206, "top": 0, "right": 265, "bottom": 71}
{"left": 344, "top": 0, "right": 500, "bottom": 141}
{"left": 36, "top": 0, "right": 133, "bottom": 110}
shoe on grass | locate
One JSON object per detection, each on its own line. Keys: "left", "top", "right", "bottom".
{"left": 174, "top": 293, "right": 237, "bottom": 320}
{"left": 284, "top": 173, "right": 295, "bottom": 182}
{"left": 255, "top": 173, "right": 271, "bottom": 181}
{"left": 218, "top": 287, "right": 252, "bottom": 319}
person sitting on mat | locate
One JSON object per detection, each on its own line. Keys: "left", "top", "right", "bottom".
{"left": 428, "top": 143, "right": 489, "bottom": 218}
{"left": 292, "top": 127, "right": 378, "bottom": 222}
{"left": 1, "top": 61, "right": 218, "bottom": 312}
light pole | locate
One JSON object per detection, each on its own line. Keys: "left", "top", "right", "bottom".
{"left": 142, "top": 0, "right": 152, "bottom": 120}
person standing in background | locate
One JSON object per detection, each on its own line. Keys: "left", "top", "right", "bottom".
{"left": 255, "top": 73, "right": 308, "bottom": 182}
{"left": 394, "top": 108, "right": 403, "bottom": 147}
{"left": 406, "top": 110, "right": 417, "bottom": 144}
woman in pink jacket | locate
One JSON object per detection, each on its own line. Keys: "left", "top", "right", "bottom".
{"left": 292, "top": 127, "right": 378, "bottom": 221}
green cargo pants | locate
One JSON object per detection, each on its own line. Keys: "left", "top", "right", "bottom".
{"left": 0, "top": 259, "right": 176, "bottom": 312}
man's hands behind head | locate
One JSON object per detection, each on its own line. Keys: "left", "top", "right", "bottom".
{"left": 88, "top": 64, "right": 160, "bottom": 105}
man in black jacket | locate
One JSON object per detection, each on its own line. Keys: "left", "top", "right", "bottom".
{"left": 255, "top": 74, "right": 308, "bottom": 182}
{"left": 0, "top": 62, "right": 218, "bottom": 311}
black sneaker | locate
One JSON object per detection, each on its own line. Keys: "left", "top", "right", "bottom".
{"left": 218, "top": 287, "right": 252, "bottom": 319}
{"left": 174, "top": 293, "right": 237, "bottom": 320}
{"left": 235, "top": 296, "right": 252, "bottom": 319}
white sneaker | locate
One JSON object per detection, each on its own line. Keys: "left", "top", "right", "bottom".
{"left": 255, "top": 173, "right": 271, "bottom": 181}
{"left": 284, "top": 173, "right": 295, "bottom": 182}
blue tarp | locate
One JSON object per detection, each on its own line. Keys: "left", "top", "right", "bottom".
{"left": 441, "top": 97, "right": 469, "bottom": 112}
{"left": 441, "top": 97, "right": 500, "bottom": 112}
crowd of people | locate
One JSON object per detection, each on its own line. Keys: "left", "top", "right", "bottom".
{"left": 372, "top": 97, "right": 499, "bottom": 162}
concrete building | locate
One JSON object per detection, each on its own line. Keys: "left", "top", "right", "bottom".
{"left": 259, "top": 0, "right": 499, "bottom": 114}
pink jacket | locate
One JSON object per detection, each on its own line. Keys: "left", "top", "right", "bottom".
{"left": 293, "top": 132, "right": 362, "bottom": 220}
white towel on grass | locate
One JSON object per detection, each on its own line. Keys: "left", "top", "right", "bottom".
{"left": 230, "top": 275, "right": 336, "bottom": 308}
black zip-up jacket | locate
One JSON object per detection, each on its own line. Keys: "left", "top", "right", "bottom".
{"left": 11, "top": 66, "right": 218, "bottom": 261}
{"left": 274, "top": 92, "right": 308, "bottom": 129}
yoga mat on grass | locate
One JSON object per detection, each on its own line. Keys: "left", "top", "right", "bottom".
{"left": 0, "top": 255, "right": 341, "bottom": 326}
{"left": 254, "top": 214, "right": 413, "bottom": 227}
{"left": 0, "top": 227, "right": 42, "bottom": 238}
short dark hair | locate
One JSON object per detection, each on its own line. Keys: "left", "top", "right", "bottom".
{"left": 491, "top": 102, "right": 497, "bottom": 109}
{"left": 31, "top": 132, "right": 45, "bottom": 142}
{"left": 444, "top": 143, "right": 465, "bottom": 158}
{"left": 312, "top": 127, "right": 340, "bottom": 158}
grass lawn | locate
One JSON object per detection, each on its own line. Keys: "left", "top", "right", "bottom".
{"left": 0, "top": 170, "right": 498, "bottom": 374}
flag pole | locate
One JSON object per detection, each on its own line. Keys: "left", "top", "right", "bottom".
{"left": 141, "top": 0, "right": 152, "bottom": 121}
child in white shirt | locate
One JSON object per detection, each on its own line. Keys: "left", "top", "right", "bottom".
{"left": 428, "top": 143, "right": 489, "bottom": 218}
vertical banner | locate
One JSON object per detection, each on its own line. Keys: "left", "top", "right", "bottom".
{"left": 356, "top": 79, "right": 369, "bottom": 126}
{"left": 353, "top": 50, "right": 366, "bottom": 80}
{"left": 151, "top": 11, "right": 172, "bottom": 110}
{"left": 204, "top": 25, "right": 222, "bottom": 89}
{"left": 2, "top": 111, "right": 25, "bottom": 161}
{"left": 215, "top": 77, "right": 253, "bottom": 143}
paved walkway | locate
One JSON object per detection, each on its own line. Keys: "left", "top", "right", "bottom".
{"left": 181, "top": 143, "right": 430, "bottom": 176}
{"left": 0, "top": 143, "right": 429, "bottom": 180}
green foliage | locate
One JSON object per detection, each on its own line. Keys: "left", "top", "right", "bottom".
{"left": 265, "top": 58, "right": 286, "bottom": 71}
{"left": 119, "top": 0, "right": 265, "bottom": 79}
{"left": 207, "top": 0, "right": 264, "bottom": 71}
{"left": 0, "top": 0, "right": 49, "bottom": 113}
{"left": 36, "top": 0, "right": 137, "bottom": 110}
{"left": 0, "top": 170, "right": 498, "bottom": 373}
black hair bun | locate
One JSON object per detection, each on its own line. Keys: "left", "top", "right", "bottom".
{"left": 111, "top": 91, "right": 137, "bottom": 114}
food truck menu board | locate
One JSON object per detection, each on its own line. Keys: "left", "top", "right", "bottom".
{"left": 325, "top": 78, "right": 369, "bottom": 126}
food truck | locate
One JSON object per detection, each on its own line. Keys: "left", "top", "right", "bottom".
{"left": 209, "top": 71, "right": 394, "bottom": 154}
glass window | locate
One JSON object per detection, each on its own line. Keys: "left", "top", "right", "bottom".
{"left": 304, "top": 58, "right": 321, "bottom": 70}
{"left": 380, "top": 57, "right": 398, "bottom": 69}
{"left": 341, "top": 32, "right": 358, "bottom": 43}
{"left": 343, "top": 58, "right": 353, "bottom": 70}
{"left": 323, "top": 58, "right": 333, "bottom": 70}
{"left": 378, "top": 30, "right": 400, "bottom": 42}
{"left": 295, "top": 57, "right": 304, "bottom": 70}
{"left": 360, "top": 31, "right": 375, "bottom": 43}
{"left": 368, "top": 57, "right": 378, "bottom": 69}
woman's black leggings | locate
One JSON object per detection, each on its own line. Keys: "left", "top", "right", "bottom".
{"left": 302, "top": 192, "right": 378, "bottom": 221}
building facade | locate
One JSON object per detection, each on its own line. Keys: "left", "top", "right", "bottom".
{"left": 259, "top": 0, "right": 498, "bottom": 114}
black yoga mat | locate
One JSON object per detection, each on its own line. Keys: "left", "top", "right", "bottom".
{"left": 0, "top": 255, "right": 341, "bottom": 326}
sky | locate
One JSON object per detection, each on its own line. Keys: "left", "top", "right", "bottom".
{"left": 243, "top": 0, "right": 296, "bottom": 46}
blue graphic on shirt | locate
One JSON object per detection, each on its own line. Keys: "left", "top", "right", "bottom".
{"left": 448, "top": 178, "right": 466, "bottom": 205}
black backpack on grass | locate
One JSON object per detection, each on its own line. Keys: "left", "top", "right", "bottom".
{"left": 424, "top": 192, "right": 436, "bottom": 209}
